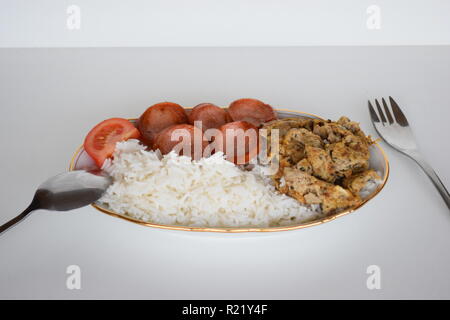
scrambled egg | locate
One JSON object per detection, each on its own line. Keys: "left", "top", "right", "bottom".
{"left": 263, "top": 116, "right": 380, "bottom": 214}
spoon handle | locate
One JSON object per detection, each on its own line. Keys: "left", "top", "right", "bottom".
{"left": 0, "top": 201, "right": 39, "bottom": 235}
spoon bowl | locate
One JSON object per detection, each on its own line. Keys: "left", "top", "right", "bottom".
{"left": 0, "top": 170, "right": 112, "bottom": 234}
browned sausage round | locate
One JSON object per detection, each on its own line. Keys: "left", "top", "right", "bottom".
{"left": 228, "top": 98, "right": 277, "bottom": 127}
{"left": 138, "top": 102, "right": 188, "bottom": 147}
{"left": 153, "top": 124, "right": 208, "bottom": 160}
{"left": 215, "top": 121, "right": 259, "bottom": 165}
{"left": 188, "top": 103, "right": 230, "bottom": 130}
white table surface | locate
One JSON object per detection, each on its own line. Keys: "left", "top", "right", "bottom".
{"left": 0, "top": 47, "right": 449, "bottom": 299}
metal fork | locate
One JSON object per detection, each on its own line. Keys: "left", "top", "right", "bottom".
{"left": 368, "top": 96, "right": 450, "bottom": 210}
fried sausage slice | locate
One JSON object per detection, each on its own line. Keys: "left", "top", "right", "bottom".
{"left": 215, "top": 121, "right": 259, "bottom": 165}
{"left": 138, "top": 102, "right": 188, "bottom": 147}
{"left": 228, "top": 98, "right": 277, "bottom": 127}
{"left": 188, "top": 103, "right": 230, "bottom": 130}
{"left": 153, "top": 124, "right": 208, "bottom": 160}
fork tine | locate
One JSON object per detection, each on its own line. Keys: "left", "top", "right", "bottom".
{"left": 381, "top": 98, "right": 394, "bottom": 124}
{"left": 375, "top": 99, "right": 387, "bottom": 124}
{"left": 389, "top": 96, "right": 409, "bottom": 127}
{"left": 368, "top": 101, "right": 380, "bottom": 123}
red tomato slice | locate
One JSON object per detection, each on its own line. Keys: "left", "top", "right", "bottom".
{"left": 84, "top": 118, "right": 141, "bottom": 167}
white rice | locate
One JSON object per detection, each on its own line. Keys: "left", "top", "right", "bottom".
{"left": 98, "top": 140, "right": 323, "bottom": 227}
{"left": 98, "top": 140, "right": 381, "bottom": 228}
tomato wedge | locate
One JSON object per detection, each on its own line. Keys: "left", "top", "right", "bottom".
{"left": 84, "top": 118, "right": 141, "bottom": 167}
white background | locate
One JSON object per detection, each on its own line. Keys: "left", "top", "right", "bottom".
{"left": 1, "top": 0, "right": 450, "bottom": 47}
{"left": 1, "top": 0, "right": 450, "bottom": 300}
{"left": 0, "top": 47, "right": 449, "bottom": 299}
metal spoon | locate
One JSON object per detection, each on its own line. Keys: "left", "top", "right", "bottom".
{"left": 0, "top": 170, "right": 112, "bottom": 235}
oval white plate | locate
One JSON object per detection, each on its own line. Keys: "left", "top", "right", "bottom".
{"left": 70, "top": 109, "right": 389, "bottom": 233}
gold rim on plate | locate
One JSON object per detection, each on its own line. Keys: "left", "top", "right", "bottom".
{"left": 69, "top": 109, "right": 389, "bottom": 233}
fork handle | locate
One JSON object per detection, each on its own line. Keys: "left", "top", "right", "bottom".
{"left": 410, "top": 153, "right": 450, "bottom": 210}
